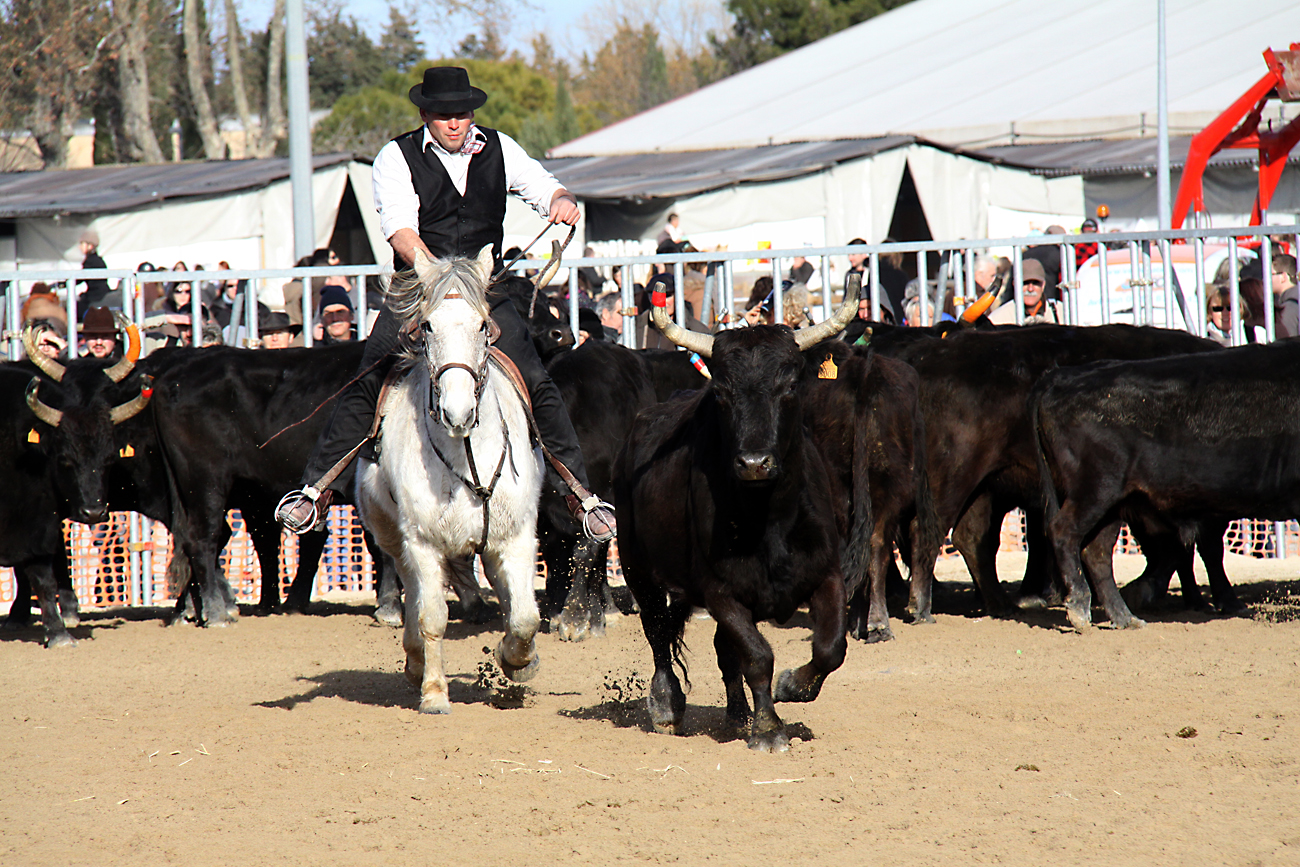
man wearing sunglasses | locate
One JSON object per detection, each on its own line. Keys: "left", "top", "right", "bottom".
{"left": 277, "top": 66, "right": 614, "bottom": 543}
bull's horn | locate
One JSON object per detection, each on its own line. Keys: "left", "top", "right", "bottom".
{"left": 103, "top": 314, "right": 141, "bottom": 383}
{"left": 650, "top": 290, "right": 714, "bottom": 358}
{"left": 25, "top": 379, "right": 63, "bottom": 427}
{"left": 793, "top": 288, "right": 861, "bottom": 351}
{"left": 110, "top": 375, "right": 154, "bottom": 425}
{"left": 22, "top": 326, "right": 66, "bottom": 382}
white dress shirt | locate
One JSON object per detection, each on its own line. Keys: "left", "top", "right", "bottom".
{"left": 372, "top": 124, "right": 564, "bottom": 241}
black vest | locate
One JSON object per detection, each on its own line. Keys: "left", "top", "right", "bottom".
{"left": 394, "top": 126, "right": 507, "bottom": 262}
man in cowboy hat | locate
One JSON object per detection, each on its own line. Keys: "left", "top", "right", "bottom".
{"left": 80, "top": 306, "right": 121, "bottom": 359}
{"left": 277, "top": 66, "right": 616, "bottom": 541}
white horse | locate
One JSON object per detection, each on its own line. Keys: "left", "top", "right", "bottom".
{"left": 356, "top": 246, "right": 544, "bottom": 714}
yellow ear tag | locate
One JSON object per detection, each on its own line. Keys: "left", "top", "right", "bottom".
{"left": 27, "top": 429, "right": 39, "bottom": 444}
{"left": 818, "top": 356, "right": 838, "bottom": 380}
{"left": 119, "top": 444, "right": 135, "bottom": 458}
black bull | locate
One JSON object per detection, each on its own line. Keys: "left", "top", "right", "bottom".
{"left": 27, "top": 341, "right": 398, "bottom": 626}
{"left": 614, "top": 295, "right": 862, "bottom": 752}
{"left": 865, "top": 323, "right": 1224, "bottom": 617}
{"left": 1033, "top": 342, "right": 1300, "bottom": 630}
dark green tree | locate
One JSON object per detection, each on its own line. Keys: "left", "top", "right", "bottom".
{"left": 307, "top": 4, "right": 386, "bottom": 108}
{"left": 379, "top": 3, "right": 423, "bottom": 73}
{"left": 713, "top": 0, "right": 915, "bottom": 73}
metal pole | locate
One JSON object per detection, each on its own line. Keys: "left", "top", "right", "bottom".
{"left": 190, "top": 274, "right": 202, "bottom": 346}
{"left": 917, "top": 251, "right": 929, "bottom": 326}
{"left": 247, "top": 278, "right": 260, "bottom": 347}
{"left": 673, "top": 261, "right": 685, "bottom": 329}
{"left": 301, "top": 271, "right": 314, "bottom": 348}
{"left": 128, "top": 512, "right": 141, "bottom": 608}
{"left": 1142, "top": 241, "right": 1155, "bottom": 325}
{"left": 1063, "top": 243, "right": 1078, "bottom": 325}
{"left": 120, "top": 272, "right": 132, "bottom": 320}
{"left": 1012, "top": 245, "right": 1025, "bottom": 326}
{"left": 771, "top": 258, "right": 782, "bottom": 325}
{"left": 1099, "top": 242, "right": 1111, "bottom": 325}
{"left": 286, "top": 0, "right": 315, "bottom": 261}
{"left": 964, "top": 247, "right": 976, "bottom": 318}
{"left": 869, "top": 253, "right": 881, "bottom": 322}
{"left": 1261, "top": 230, "right": 1275, "bottom": 342}
{"left": 1228, "top": 237, "right": 1241, "bottom": 345}
{"left": 65, "top": 276, "right": 77, "bottom": 353}
{"left": 1157, "top": 0, "right": 1171, "bottom": 230}
{"left": 724, "top": 258, "right": 735, "bottom": 328}
{"left": 820, "top": 255, "right": 832, "bottom": 323}
{"left": 1159, "top": 239, "right": 1174, "bottom": 329}
{"left": 569, "top": 266, "right": 580, "bottom": 339}
{"left": 948, "top": 249, "right": 963, "bottom": 322}
{"left": 622, "top": 263, "right": 635, "bottom": 347}
{"left": 141, "top": 517, "right": 153, "bottom": 606}
{"left": 5, "top": 282, "right": 18, "bottom": 360}
{"left": 1193, "top": 236, "right": 1206, "bottom": 337}
{"left": 355, "top": 271, "right": 368, "bottom": 338}
{"left": 1128, "top": 241, "right": 1142, "bottom": 325}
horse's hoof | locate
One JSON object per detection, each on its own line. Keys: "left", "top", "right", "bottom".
{"left": 747, "top": 729, "right": 791, "bottom": 753}
{"left": 418, "top": 697, "right": 451, "bottom": 714}
{"left": 373, "top": 605, "right": 403, "bottom": 628}
{"left": 45, "top": 633, "right": 76, "bottom": 649}
{"left": 495, "top": 643, "right": 540, "bottom": 683}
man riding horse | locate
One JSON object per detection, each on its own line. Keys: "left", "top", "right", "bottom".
{"left": 276, "top": 66, "right": 616, "bottom": 541}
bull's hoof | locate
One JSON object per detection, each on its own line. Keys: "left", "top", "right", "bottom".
{"left": 1120, "top": 581, "right": 1157, "bottom": 612}
{"left": 774, "top": 669, "right": 825, "bottom": 703}
{"left": 863, "top": 625, "right": 895, "bottom": 644}
{"left": 1216, "top": 598, "right": 1249, "bottom": 617}
{"left": 373, "top": 604, "right": 403, "bottom": 628}
{"left": 1065, "top": 605, "right": 1092, "bottom": 632}
{"left": 1115, "top": 615, "right": 1145, "bottom": 629}
{"left": 1015, "top": 594, "right": 1049, "bottom": 610}
{"left": 747, "top": 729, "right": 791, "bottom": 753}
{"left": 0, "top": 616, "right": 28, "bottom": 631}
{"left": 60, "top": 611, "right": 81, "bottom": 629}
{"left": 417, "top": 696, "right": 451, "bottom": 714}
{"left": 551, "top": 611, "right": 588, "bottom": 642}
{"left": 495, "top": 642, "right": 540, "bottom": 683}
{"left": 454, "top": 597, "right": 493, "bottom": 625}
{"left": 44, "top": 632, "right": 76, "bottom": 649}
{"left": 204, "top": 611, "right": 238, "bottom": 628}
{"left": 907, "top": 609, "right": 936, "bottom": 625}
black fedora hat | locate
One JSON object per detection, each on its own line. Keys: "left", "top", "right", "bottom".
{"left": 409, "top": 66, "right": 488, "bottom": 113}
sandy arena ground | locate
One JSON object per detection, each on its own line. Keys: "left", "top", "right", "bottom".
{"left": 2, "top": 552, "right": 1298, "bottom": 866}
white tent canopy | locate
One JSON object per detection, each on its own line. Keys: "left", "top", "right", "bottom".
{"left": 554, "top": 0, "right": 1300, "bottom": 157}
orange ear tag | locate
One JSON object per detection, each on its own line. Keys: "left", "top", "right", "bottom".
{"left": 119, "top": 444, "right": 135, "bottom": 458}
{"left": 818, "top": 356, "right": 838, "bottom": 380}
{"left": 27, "top": 429, "right": 39, "bottom": 444}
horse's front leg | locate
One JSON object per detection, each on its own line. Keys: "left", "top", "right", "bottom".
{"left": 401, "top": 540, "right": 452, "bottom": 713}
{"left": 481, "top": 534, "right": 542, "bottom": 683}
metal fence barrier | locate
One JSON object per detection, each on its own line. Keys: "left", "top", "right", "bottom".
{"left": 3, "top": 223, "right": 1298, "bottom": 612}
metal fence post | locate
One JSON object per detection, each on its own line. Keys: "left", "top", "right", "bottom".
{"left": 1193, "top": 236, "right": 1206, "bottom": 338}
{"left": 770, "top": 257, "right": 782, "bottom": 325}
{"left": 724, "top": 258, "right": 736, "bottom": 328}
{"left": 1012, "top": 245, "right": 1024, "bottom": 326}
{"left": 5, "top": 282, "right": 19, "bottom": 360}
{"left": 355, "top": 269, "right": 368, "bottom": 338}
{"left": 869, "top": 253, "right": 881, "bottom": 323}
{"left": 1127, "top": 241, "right": 1142, "bottom": 326}
{"left": 247, "top": 278, "right": 260, "bottom": 348}
{"left": 128, "top": 512, "right": 141, "bottom": 607}
{"left": 1228, "top": 237, "right": 1241, "bottom": 346}
{"left": 1099, "top": 242, "right": 1111, "bottom": 326}
{"left": 301, "top": 268, "right": 314, "bottom": 347}
{"left": 820, "top": 254, "right": 832, "bottom": 323}
{"left": 917, "top": 250, "right": 929, "bottom": 326}
{"left": 569, "top": 265, "right": 580, "bottom": 339}
{"left": 1261, "top": 230, "right": 1274, "bottom": 342}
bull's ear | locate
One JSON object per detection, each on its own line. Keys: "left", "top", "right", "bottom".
{"left": 475, "top": 244, "right": 494, "bottom": 283}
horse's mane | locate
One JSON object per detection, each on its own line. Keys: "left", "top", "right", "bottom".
{"left": 385, "top": 254, "right": 493, "bottom": 359}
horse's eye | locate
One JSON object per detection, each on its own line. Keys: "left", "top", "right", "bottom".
{"left": 481, "top": 321, "right": 489, "bottom": 332}
{"left": 421, "top": 321, "right": 432, "bottom": 333}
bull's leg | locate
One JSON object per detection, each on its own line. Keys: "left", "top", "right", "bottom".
{"left": 853, "top": 522, "right": 895, "bottom": 643}
{"left": 952, "top": 494, "right": 1012, "bottom": 615}
{"left": 708, "top": 596, "right": 786, "bottom": 753}
{"left": 280, "top": 529, "right": 325, "bottom": 614}
{"left": 713, "top": 625, "right": 751, "bottom": 730}
{"left": 243, "top": 509, "right": 285, "bottom": 612}
{"left": 400, "top": 541, "right": 451, "bottom": 714}
{"left": 538, "top": 517, "right": 572, "bottom": 621}
{"left": 28, "top": 561, "right": 74, "bottom": 648}
{"left": 631, "top": 581, "right": 688, "bottom": 736}
{"left": 1080, "top": 521, "right": 1144, "bottom": 629}
{"left": 1121, "top": 521, "right": 1191, "bottom": 612}
{"left": 1196, "top": 523, "right": 1245, "bottom": 615}
{"left": 1020, "top": 509, "right": 1066, "bottom": 609}
{"left": 907, "top": 508, "right": 939, "bottom": 625}
{"left": 182, "top": 512, "right": 239, "bottom": 627}
{"left": 1048, "top": 499, "right": 1099, "bottom": 631}
{"left": 775, "top": 568, "right": 847, "bottom": 704}
{"left": 372, "top": 548, "right": 404, "bottom": 627}
{"left": 55, "top": 555, "right": 80, "bottom": 628}
{"left": 480, "top": 536, "right": 542, "bottom": 684}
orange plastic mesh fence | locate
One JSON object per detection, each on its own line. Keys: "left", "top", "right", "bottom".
{"left": 0, "top": 510, "right": 1292, "bottom": 610}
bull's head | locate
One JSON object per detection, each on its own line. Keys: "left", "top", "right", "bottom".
{"left": 653, "top": 288, "right": 857, "bottom": 484}
{"left": 23, "top": 323, "right": 154, "bottom": 523}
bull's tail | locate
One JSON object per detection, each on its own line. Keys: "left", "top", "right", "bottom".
{"left": 1030, "top": 386, "right": 1061, "bottom": 524}
{"left": 839, "top": 376, "right": 875, "bottom": 600}
{"left": 910, "top": 406, "right": 940, "bottom": 588}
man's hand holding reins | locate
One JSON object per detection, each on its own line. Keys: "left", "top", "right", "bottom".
{"left": 549, "top": 189, "right": 580, "bottom": 226}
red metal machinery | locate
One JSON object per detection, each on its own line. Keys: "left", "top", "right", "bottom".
{"left": 1171, "top": 43, "right": 1300, "bottom": 230}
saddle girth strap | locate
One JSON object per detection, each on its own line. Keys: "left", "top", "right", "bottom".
{"left": 486, "top": 347, "right": 599, "bottom": 506}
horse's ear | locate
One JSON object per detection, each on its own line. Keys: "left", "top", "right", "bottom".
{"left": 475, "top": 245, "right": 494, "bottom": 283}
{"left": 413, "top": 248, "right": 437, "bottom": 284}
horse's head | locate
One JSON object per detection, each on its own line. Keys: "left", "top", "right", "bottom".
{"left": 388, "top": 245, "right": 495, "bottom": 438}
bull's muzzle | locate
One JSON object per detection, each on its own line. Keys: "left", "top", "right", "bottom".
{"left": 734, "top": 451, "right": 778, "bottom": 482}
